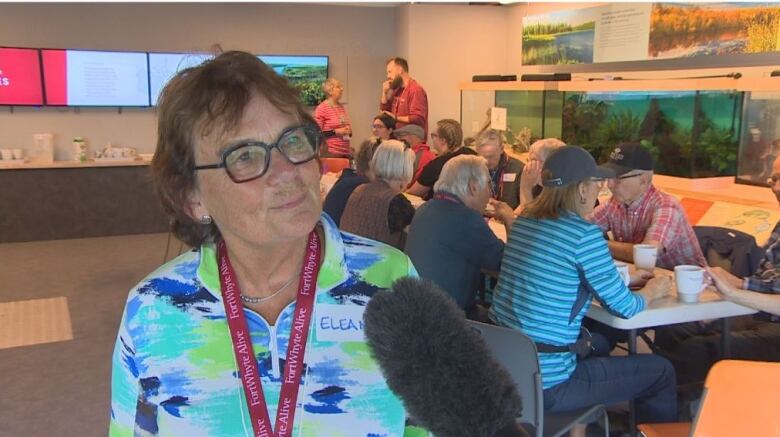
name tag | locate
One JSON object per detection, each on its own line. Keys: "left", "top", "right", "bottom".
{"left": 315, "top": 304, "right": 366, "bottom": 342}
{"left": 503, "top": 173, "right": 517, "bottom": 182}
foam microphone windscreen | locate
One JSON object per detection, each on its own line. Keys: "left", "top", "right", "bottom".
{"left": 363, "top": 277, "right": 526, "bottom": 437}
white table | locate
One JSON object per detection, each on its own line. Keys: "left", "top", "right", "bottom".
{"left": 585, "top": 265, "right": 757, "bottom": 435}
{"left": 487, "top": 219, "right": 507, "bottom": 243}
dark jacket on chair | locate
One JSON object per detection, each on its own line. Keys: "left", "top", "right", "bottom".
{"left": 694, "top": 226, "right": 763, "bottom": 277}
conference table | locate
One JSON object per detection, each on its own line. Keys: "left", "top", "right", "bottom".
{"left": 586, "top": 264, "right": 756, "bottom": 435}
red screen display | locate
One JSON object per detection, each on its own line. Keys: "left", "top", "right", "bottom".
{"left": 41, "top": 49, "right": 67, "bottom": 105}
{"left": 0, "top": 48, "right": 44, "bottom": 105}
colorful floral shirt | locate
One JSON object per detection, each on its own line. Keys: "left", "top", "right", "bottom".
{"left": 110, "top": 213, "right": 421, "bottom": 436}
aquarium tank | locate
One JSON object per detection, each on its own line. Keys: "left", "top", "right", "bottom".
{"left": 461, "top": 90, "right": 744, "bottom": 178}
{"left": 460, "top": 90, "right": 562, "bottom": 152}
{"left": 561, "top": 90, "right": 743, "bottom": 178}
{"left": 737, "top": 91, "right": 780, "bottom": 186}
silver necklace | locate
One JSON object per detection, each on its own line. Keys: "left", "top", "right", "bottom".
{"left": 240, "top": 276, "right": 296, "bottom": 304}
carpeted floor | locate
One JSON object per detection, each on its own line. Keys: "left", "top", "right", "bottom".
{"left": 0, "top": 233, "right": 175, "bottom": 437}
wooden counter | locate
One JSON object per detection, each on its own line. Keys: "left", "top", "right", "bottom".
{"left": 0, "top": 158, "right": 150, "bottom": 170}
{"left": 0, "top": 161, "right": 168, "bottom": 243}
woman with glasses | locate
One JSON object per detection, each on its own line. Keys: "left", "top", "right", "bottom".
{"left": 340, "top": 140, "right": 416, "bottom": 250}
{"left": 489, "top": 146, "right": 677, "bottom": 426}
{"left": 314, "top": 77, "right": 352, "bottom": 158}
{"left": 109, "top": 52, "right": 417, "bottom": 436}
{"left": 371, "top": 112, "right": 396, "bottom": 142}
{"left": 406, "top": 119, "right": 477, "bottom": 200}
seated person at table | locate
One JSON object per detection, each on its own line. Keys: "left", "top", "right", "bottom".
{"left": 475, "top": 129, "right": 524, "bottom": 210}
{"left": 392, "top": 124, "right": 435, "bottom": 187}
{"left": 371, "top": 112, "right": 396, "bottom": 142}
{"left": 406, "top": 119, "right": 477, "bottom": 200}
{"left": 516, "top": 138, "right": 565, "bottom": 213}
{"left": 323, "top": 138, "right": 378, "bottom": 226}
{"left": 655, "top": 155, "right": 780, "bottom": 386}
{"left": 340, "top": 140, "right": 416, "bottom": 250}
{"left": 489, "top": 146, "right": 677, "bottom": 424}
{"left": 405, "top": 155, "right": 515, "bottom": 320}
{"left": 590, "top": 142, "right": 706, "bottom": 270}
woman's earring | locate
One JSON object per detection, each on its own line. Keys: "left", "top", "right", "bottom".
{"left": 200, "top": 215, "right": 213, "bottom": 225}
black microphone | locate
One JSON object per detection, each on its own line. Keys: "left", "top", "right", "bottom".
{"left": 363, "top": 277, "right": 528, "bottom": 437}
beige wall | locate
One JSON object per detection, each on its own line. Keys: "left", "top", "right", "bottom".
{"left": 0, "top": 3, "right": 396, "bottom": 158}
{"left": 397, "top": 3, "right": 509, "bottom": 140}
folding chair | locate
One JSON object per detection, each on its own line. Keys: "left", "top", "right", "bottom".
{"left": 467, "top": 321, "right": 609, "bottom": 437}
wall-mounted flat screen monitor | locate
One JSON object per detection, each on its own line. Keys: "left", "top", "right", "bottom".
{"left": 258, "top": 55, "right": 329, "bottom": 106}
{"left": 42, "top": 49, "right": 149, "bottom": 106}
{"left": 0, "top": 47, "right": 44, "bottom": 105}
{"left": 149, "top": 52, "right": 212, "bottom": 106}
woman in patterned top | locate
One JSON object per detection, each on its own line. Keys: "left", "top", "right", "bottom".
{"left": 314, "top": 77, "right": 352, "bottom": 157}
{"left": 110, "top": 51, "right": 418, "bottom": 437}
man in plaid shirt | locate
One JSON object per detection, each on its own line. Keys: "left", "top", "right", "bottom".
{"left": 589, "top": 143, "right": 706, "bottom": 270}
{"left": 656, "top": 156, "right": 780, "bottom": 387}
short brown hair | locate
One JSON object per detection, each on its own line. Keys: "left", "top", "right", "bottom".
{"left": 152, "top": 50, "right": 313, "bottom": 247}
{"left": 436, "top": 119, "right": 463, "bottom": 152}
{"left": 386, "top": 57, "right": 409, "bottom": 72}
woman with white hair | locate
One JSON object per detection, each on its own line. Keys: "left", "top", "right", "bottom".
{"left": 314, "top": 77, "right": 352, "bottom": 157}
{"left": 340, "top": 140, "right": 416, "bottom": 249}
{"left": 405, "top": 155, "right": 515, "bottom": 319}
{"left": 516, "top": 137, "right": 566, "bottom": 214}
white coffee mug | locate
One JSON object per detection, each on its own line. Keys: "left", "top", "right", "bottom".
{"left": 675, "top": 265, "right": 706, "bottom": 303}
{"left": 615, "top": 261, "right": 630, "bottom": 286}
{"left": 0, "top": 149, "right": 12, "bottom": 160}
{"left": 633, "top": 244, "right": 658, "bottom": 271}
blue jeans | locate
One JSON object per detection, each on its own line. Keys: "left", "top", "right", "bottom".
{"left": 542, "top": 334, "right": 678, "bottom": 424}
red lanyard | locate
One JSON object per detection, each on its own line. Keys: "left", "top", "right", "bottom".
{"left": 433, "top": 191, "right": 464, "bottom": 205}
{"left": 217, "top": 231, "right": 322, "bottom": 437}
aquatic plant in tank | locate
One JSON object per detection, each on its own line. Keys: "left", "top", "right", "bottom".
{"left": 561, "top": 91, "right": 742, "bottom": 178}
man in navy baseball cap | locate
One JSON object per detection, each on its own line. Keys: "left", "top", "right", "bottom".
{"left": 590, "top": 142, "right": 704, "bottom": 270}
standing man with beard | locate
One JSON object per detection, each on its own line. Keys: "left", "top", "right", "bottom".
{"left": 380, "top": 57, "right": 428, "bottom": 136}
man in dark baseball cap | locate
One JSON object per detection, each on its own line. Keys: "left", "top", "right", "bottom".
{"left": 590, "top": 142, "right": 704, "bottom": 271}
{"left": 585, "top": 142, "right": 706, "bottom": 353}
{"left": 601, "top": 142, "right": 654, "bottom": 176}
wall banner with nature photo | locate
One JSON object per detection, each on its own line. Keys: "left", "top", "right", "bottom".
{"left": 522, "top": 2, "right": 780, "bottom": 66}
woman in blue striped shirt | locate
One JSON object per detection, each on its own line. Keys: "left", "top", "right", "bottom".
{"left": 489, "top": 146, "right": 677, "bottom": 424}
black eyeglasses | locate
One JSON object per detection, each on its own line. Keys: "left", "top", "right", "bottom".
{"left": 768, "top": 175, "right": 780, "bottom": 185}
{"left": 194, "top": 123, "right": 321, "bottom": 183}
